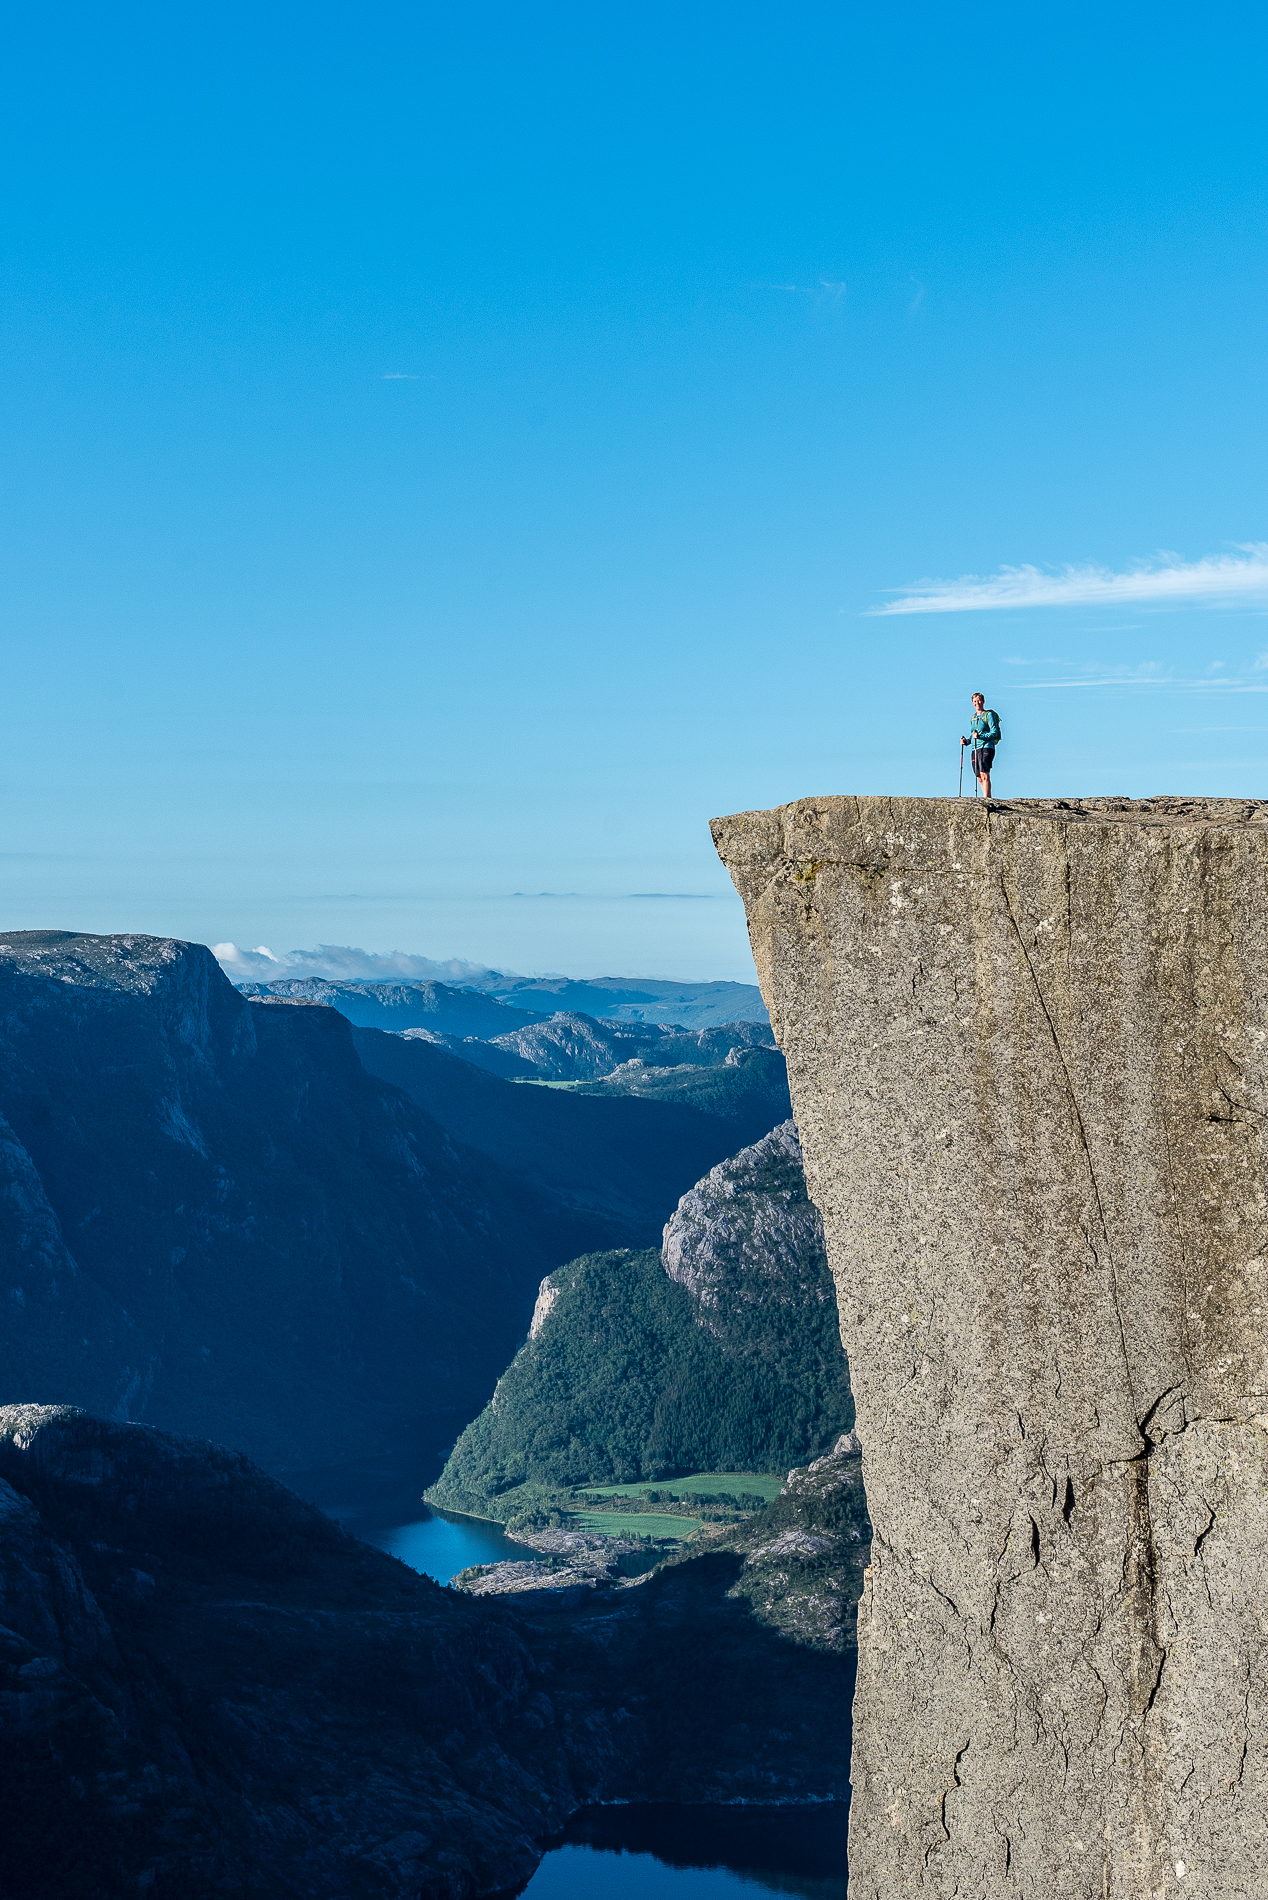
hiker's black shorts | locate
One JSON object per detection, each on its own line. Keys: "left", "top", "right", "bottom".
{"left": 971, "top": 745, "right": 995, "bottom": 776}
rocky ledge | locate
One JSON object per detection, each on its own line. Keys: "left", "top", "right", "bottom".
{"left": 451, "top": 1527, "right": 660, "bottom": 1607}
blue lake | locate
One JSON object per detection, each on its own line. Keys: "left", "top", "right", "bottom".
{"left": 352, "top": 1506, "right": 535, "bottom": 1584}
{"left": 519, "top": 1805, "right": 849, "bottom": 1898}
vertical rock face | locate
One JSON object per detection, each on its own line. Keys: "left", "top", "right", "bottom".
{"left": 662, "top": 1122, "right": 828, "bottom": 1314}
{"left": 712, "top": 796, "right": 1268, "bottom": 1900}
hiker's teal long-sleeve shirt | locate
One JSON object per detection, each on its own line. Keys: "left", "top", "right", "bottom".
{"left": 970, "top": 709, "right": 1001, "bottom": 746}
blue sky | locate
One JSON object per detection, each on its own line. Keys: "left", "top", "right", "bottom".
{"left": 4, "top": 3, "right": 1268, "bottom": 981}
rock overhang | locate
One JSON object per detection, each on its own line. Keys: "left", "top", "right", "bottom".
{"left": 712, "top": 791, "right": 1268, "bottom": 1900}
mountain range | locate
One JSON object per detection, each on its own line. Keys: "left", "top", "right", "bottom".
{"left": 232, "top": 963, "right": 768, "bottom": 1030}
{"left": 0, "top": 932, "right": 782, "bottom": 1482}
{"left": 0, "top": 929, "right": 863, "bottom": 1898}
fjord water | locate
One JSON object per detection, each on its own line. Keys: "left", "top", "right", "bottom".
{"left": 355, "top": 1505, "right": 534, "bottom": 1583}
{"left": 520, "top": 1805, "right": 849, "bottom": 1898}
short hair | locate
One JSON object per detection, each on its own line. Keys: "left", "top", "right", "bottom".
{"left": 972, "top": 690, "right": 985, "bottom": 701}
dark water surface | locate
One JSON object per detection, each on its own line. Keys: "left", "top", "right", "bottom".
{"left": 319, "top": 1484, "right": 849, "bottom": 1896}
{"left": 520, "top": 1805, "right": 849, "bottom": 1898}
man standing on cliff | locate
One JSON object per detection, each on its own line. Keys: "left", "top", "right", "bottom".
{"left": 961, "top": 693, "right": 1001, "bottom": 797}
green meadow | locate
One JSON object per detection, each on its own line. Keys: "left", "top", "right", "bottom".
{"left": 579, "top": 1471, "right": 785, "bottom": 1505}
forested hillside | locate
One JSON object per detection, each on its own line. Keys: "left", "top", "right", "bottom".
{"left": 427, "top": 1124, "right": 853, "bottom": 1520}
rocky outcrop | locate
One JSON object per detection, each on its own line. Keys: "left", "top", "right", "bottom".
{"left": 713, "top": 796, "right": 1268, "bottom": 1900}
{"left": 657, "top": 1429, "right": 870, "bottom": 1655}
{"left": 662, "top": 1121, "right": 833, "bottom": 1337}
{"left": 488, "top": 1014, "right": 775, "bottom": 1082}
{"left": 489, "top": 1011, "right": 667, "bottom": 1079}
{"left": 452, "top": 1527, "right": 657, "bottom": 1606}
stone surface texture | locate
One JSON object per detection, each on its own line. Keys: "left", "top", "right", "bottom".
{"left": 712, "top": 794, "right": 1268, "bottom": 1900}
{"left": 662, "top": 1119, "right": 834, "bottom": 1333}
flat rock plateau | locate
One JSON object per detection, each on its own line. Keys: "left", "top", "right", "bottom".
{"left": 713, "top": 795, "right": 1268, "bottom": 1900}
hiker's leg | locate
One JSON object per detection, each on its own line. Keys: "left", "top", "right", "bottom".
{"left": 981, "top": 768, "right": 992, "bottom": 796}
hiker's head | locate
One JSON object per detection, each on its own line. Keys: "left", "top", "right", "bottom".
{"left": 971, "top": 693, "right": 985, "bottom": 710}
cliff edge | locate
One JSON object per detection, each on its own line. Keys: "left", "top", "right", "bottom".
{"left": 712, "top": 795, "right": 1268, "bottom": 1900}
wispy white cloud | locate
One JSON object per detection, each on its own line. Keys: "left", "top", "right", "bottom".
{"left": 1010, "top": 673, "right": 1268, "bottom": 693}
{"left": 871, "top": 544, "right": 1268, "bottom": 616}
{"left": 746, "top": 279, "right": 846, "bottom": 300}
{"left": 381, "top": 372, "right": 419, "bottom": 380}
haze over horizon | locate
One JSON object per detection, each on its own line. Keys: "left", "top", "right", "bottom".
{"left": 212, "top": 935, "right": 763, "bottom": 989}
{"left": 4, "top": 4, "right": 1267, "bottom": 975}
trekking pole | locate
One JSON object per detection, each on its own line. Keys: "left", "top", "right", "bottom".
{"left": 958, "top": 740, "right": 965, "bottom": 797}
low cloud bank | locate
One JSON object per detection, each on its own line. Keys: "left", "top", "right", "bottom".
{"left": 212, "top": 943, "right": 504, "bottom": 985}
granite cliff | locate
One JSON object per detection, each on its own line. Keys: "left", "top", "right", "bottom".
{"left": 713, "top": 794, "right": 1268, "bottom": 1900}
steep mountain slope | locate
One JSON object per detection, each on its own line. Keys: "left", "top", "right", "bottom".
{"left": 237, "top": 976, "right": 543, "bottom": 1036}
{"left": 427, "top": 1123, "right": 854, "bottom": 1517}
{"left": 395, "top": 1027, "right": 542, "bottom": 1078}
{"left": 0, "top": 932, "right": 616, "bottom": 1473}
{"left": 350, "top": 1029, "right": 786, "bottom": 1241}
{"left": 0, "top": 1405, "right": 855, "bottom": 1897}
{"left": 0, "top": 1405, "right": 576, "bottom": 1899}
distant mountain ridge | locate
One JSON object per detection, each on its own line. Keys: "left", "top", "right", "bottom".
{"left": 236, "top": 976, "right": 545, "bottom": 1037}
{"left": 479, "top": 972, "right": 768, "bottom": 1027}
{"left": 228, "top": 962, "right": 767, "bottom": 1030}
